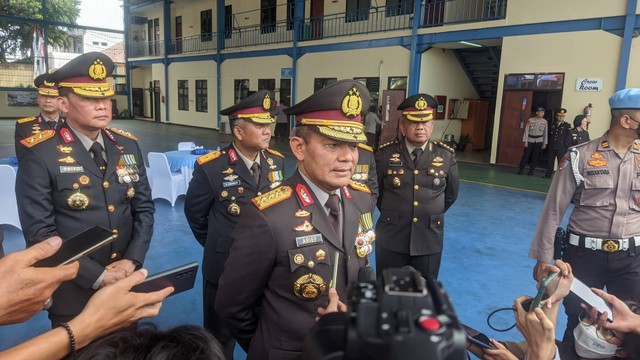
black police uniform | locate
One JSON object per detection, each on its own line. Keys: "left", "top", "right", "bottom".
{"left": 375, "top": 139, "right": 458, "bottom": 280}
{"left": 352, "top": 143, "right": 379, "bottom": 204}
{"left": 545, "top": 113, "right": 571, "bottom": 178}
{"left": 567, "top": 128, "right": 590, "bottom": 146}
{"left": 184, "top": 144, "right": 284, "bottom": 358}
{"left": 216, "top": 171, "right": 373, "bottom": 359}
{"left": 16, "top": 124, "right": 154, "bottom": 324}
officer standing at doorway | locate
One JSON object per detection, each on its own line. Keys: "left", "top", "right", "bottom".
{"left": 518, "top": 106, "right": 548, "bottom": 175}
{"left": 544, "top": 108, "right": 570, "bottom": 178}
{"left": 184, "top": 90, "right": 284, "bottom": 359}
{"left": 375, "top": 93, "right": 459, "bottom": 280}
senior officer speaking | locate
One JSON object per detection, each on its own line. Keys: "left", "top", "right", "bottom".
{"left": 15, "top": 73, "right": 65, "bottom": 160}
{"left": 16, "top": 52, "right": 154, "bottom": 326}
{"left": 216, "top": 80, "right": 375, "bottom": 360}
{"left": 375, "top": 93, "right": 459, "bottom": 281}
{"left": 530, "top": 88, "right": 640, "bottom": 342}
{"left": 184, "top": 89, "right": 284, "bottom": 360}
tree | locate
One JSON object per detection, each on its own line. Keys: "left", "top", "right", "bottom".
{"left": 0, "top": 0, "right": 81, "bottom": 63}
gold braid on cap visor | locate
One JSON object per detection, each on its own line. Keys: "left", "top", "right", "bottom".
{"left": 38, "top": 89, "right": 59, "bottom": 96}
{"left": 234, "top": 112, "right": 275, "bottom": 124}
{"left": 300, "top": 118, "right": 366, "bottom": 142}
{"left": 403, "top": 110, "right": 434, "bottom": 122}
{"left": 59, "top": 81, "right": 114, "bottom": 97}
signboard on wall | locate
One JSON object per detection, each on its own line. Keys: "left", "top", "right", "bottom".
{"left": 576, "top": 78, "right": 603, "bottom": 92}
{"left": 7, "top": 92, "right": 38, "bottom": 107}
{"left": 281, "top": 68, "right": 293, "bottom": 78}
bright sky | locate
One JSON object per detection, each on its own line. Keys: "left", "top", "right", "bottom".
{"left": 78, "top": 0, "right": 124, "bottom": 31}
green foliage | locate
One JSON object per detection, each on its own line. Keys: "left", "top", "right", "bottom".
{"left": 0, "top": 0, "right": 81, "bottom": 62}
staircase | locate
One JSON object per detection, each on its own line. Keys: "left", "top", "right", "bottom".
{"left": 453, "top": 46, "right": 501, "bottom": 100}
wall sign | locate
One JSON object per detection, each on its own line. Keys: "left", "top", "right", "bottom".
{"left": 576, "top": 78, "right": 603, "bottom": 92}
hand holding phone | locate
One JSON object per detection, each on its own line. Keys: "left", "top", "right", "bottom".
{"left": 462, "top": 324, "right": 495, "bottom": 350}
{"left": 131, "top": 262, "right": 198, "bottom": 298}
{"left": 570, "top": 277, "right": 614, "bottom": 322}
{"left": 34, "top": 226, "right": 117, "bottom": 268}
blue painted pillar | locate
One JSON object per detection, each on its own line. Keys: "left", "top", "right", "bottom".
{"left": 163, "top": 0, "right": 171, "bottom": 122}
{"left": 291, "top": 0, "right": 305, "bottom": 107}
{"left": 616, "top": 0, "right": 638, "bottom": 90}
{"left": 216, "top": 0, "right": 226, "bottom": 128}
{"left": 124, "top": 1, "right": 133, "bottom": 113}
{"left": 407, "top": 0, "right": 424, "bottom": 95}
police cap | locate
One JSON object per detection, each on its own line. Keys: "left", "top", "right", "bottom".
{"left": 220, "top": 89, "right": 275, "bottom": 124}
{"left": 34, "top": 73, "right": 58, "bottom": 97}
{"left": 397, "top": 93, "right": 438, "bottom": 122}
{"left": 609, "top": 88, "right": 640, "bottom": 110}
{"left": 285, "top": 79, "right": 369, "bottom": 143}
{"left": 536, "top": 106, "right": 546, "bottom": 112}
{"left": 556, "top": 108, "right": 567, "bottom": 116}
{"left": 49, "top": 52, "right": 114, "bottom": 98}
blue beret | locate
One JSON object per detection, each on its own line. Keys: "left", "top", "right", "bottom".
{"left": 536, "top": 106, "right": 545, "bottom": 112}
{"left": 609, "top": 88, "right": 640, "bottom": 110}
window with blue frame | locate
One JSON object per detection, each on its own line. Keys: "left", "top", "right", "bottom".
{"left": 178, "top": 80, "right": 189, "bottom": 111}
{"left": 345, "top": 0, "right": 369, "bottom": 23}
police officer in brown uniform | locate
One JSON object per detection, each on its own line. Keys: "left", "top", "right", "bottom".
{"left": 184, "top": 89, "right": 284, "bottom": 360}
{"left": 15, "top": 73, "right": 65, "bottom": 160}
{"left": 15, "top": 52, "right": 154, "bottom": 326}
{"left": 544, "top": 108, "right": 571, "bottom": 178}
{"left": 375, "top": 93, "right": 459, "bottom": 281}
{"left": 216, "top": 80, "right": 375, "bottom": 360}
{"left": 518, "top": 106, "right": 548, "bottom": 175}
{"left": 530, "top": 88, "right": 640, "bottom": 342}
{"left": 566, "top": 114, "right": 591, "bottom": 147}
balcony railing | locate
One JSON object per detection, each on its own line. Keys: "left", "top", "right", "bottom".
{"left": 126, "top": 0, "right": 507, "bottom": 58}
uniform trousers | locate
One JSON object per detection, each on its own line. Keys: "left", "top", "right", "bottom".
{"left": 561, "top": 242, "right": 640, "bottom": 342}
{"left": 204, "top": 279, "right": 236, "bottom": 360}
{"left": 545, "top": 148, "right": 566, "bottom": 176}
{"left": 375, "top": 246, "right": 442, "bottom": 281}
{"left": 519, "top": 142, "right": 543, "bottom": 172}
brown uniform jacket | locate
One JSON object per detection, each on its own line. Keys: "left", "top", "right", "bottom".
{"left": 216, "top": 170, "right": 374, "bottom": 360}
{"left": 530, "top": 133, "right": 640, "bottom": 262}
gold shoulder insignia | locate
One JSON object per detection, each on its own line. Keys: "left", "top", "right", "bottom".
{"left": 357, "top": 143, "right": 373, "bottom": 152}
{"left": 108, "top": 127, "right": 138, "bottom": 140}
{"left": 20, "top": 130, "right": 55, "bottom": 147}
{"left": 17, "top": 116, "right": 37, "bottom": 124}
{"left": 265, "top": 148, "right": 284, "bottom": 158}
{"left": 252, "top": 185, "right": 293, "bottom": 210}
{"left": 196, "top": 150, "right": 222, "bottom": 165}
{"left": 348, "top": 180, "right": 371, "bottom": 194}
{"left": 379, "top": 140, "right": 398, "bottom": 149}
{"left": 434, "top": 141, "right": 455, "bottom": 154}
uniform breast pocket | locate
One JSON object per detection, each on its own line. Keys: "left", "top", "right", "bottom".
{"left": 55, "top": 174, "right": 87, "bottom": 191}
{"left": 580, "top": 174, "right": 614, "bottom": 206}
{"left": 288, "top": 245, "right": 331, "bottom": 301}
{"left": 630, "top": 178, "right": 640, "bottom": 211}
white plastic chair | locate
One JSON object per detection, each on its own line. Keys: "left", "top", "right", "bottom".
{"left": 178, "top": 141, "right": 196, "bottom": 151}
{"left": 147, "top": 152, "right": 186, "bottom": 207}
{"left": 0, "top": 165, "right": 21, "bottom": 230}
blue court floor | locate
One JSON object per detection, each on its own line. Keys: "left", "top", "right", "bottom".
{"left": 0, "top": 178, "right": 571, "bottom": 359}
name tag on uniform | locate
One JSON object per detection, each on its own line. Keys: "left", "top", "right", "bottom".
{"left": 223, "top": 180, "right": 241, "bottom": 188}
{"left": 60, "top": 166, "right": 84, "bottom": 173}
{"left": 295, "top": 234, "right": 323, "bottom": 247}
{"left": 586, "top": 169, "right": 610, "bottom": 176}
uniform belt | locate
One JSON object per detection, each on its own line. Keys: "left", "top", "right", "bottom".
{"left": 568, "top": 233, "right": 640, "bottom": 252}
{"left": 528, "top": 135, "right": 543, "bottom": 139}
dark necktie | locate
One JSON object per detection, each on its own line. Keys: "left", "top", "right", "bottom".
{"left": 89, "top": 142, "right": 107, "bottom": 175}
{"left": 251, "top": 162, "right": 260, "bottom": 185}
{"left": 325, "top": 193, "right": 342, "bottom": 243}
{"left": 412, "top": 147, "right": 423, "bottom": 167}
{"left": 47, "top": 120, "right": 57, "bottom": 130}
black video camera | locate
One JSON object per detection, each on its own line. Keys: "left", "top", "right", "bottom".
{"left": 301, "top": 266, "right": 467, "bottom": 360}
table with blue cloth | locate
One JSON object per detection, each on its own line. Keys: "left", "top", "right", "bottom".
{"left": 163, "top": 150, "right": 211, "bottom": 186}
{"left": 0, "top": 157, "right": 18, "bottom": 172}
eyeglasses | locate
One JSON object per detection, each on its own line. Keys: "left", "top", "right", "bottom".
{"left": 625, "top": 114, "right": 640, "bottom": 125}
{"left": 578, "top": 311, "right": 623, "bottom": 342}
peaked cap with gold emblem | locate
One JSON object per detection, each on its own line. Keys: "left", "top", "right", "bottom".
{"left": 556, "top": 108, "right": 567, "bottom": 116}
{"left": 398, "top": 93, "right": 438, "bottom": 122}
{"left": 285, "top": 79, "right": 370, "bottom": 143}
{"left": 34, "top": 73, "right": 59, "bottom": 97}
{"left": 49, "top": 51, "right": 114, "bottom": 98}
{"left": 220, "top": 89, "right": 275, "bottom": 124}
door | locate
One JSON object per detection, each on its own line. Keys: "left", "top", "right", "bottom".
{"left": 424, "top": 0, "right": 445, "bottom": 26}
{"left": 132, "top": 88, "right": 143, "bottom": 117}
{"left": 175, "top": 16, "right": 182, "bottom": 53}
{"left": 153, "top": 80, "right": 161, "bottom": 123}
{"left": 310, "top": 0, "right": 323, "bottom": 39}
{"left": 279, "top": 78, "right": 291, "bottom": 106}
{"left": 497, "top": 91, "right": 533, "bottom": 166}
{"left": 379, "top": 89, "right": 407, "bottom": 145}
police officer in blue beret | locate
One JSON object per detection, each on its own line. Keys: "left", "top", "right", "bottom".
{"left": 530, "top": 88, "right": 640, "bottom": 342}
